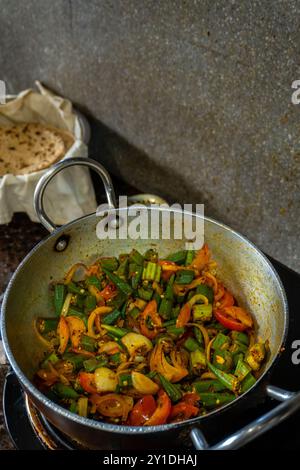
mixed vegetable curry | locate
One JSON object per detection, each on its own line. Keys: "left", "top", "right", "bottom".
{"left": 35, "top": 244, "right": 268, "bottom": 426}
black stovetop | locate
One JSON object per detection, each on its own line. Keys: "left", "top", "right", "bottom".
{"left": 2, "top": 256, "right": 300, "bottom": 450}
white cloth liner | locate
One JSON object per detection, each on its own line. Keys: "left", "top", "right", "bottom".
{"left": 0, "top": 81, "right": 97, "bottom": 226}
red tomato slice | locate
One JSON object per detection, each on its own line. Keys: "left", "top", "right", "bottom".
{"left": 128, "top": 395, "right": 156, "bottom": 426}
{"left": 145, "top": 390, "right": 171, "bottom": 426}
{"left": 100, "top": 283, "right": 117, "bottom": 301}
{"left": 169, "top": 402, "right": 199, "bottom": 422}
{"left": 214, "top": 309, "right": 247, "bottom": 331}
{"left": 176, "top": 303, "right": 191, "bottom": 328}
{"left": 78, "top": 372, "right": 97, "bottom": 394}
{"left": 139, "top": 300, "right": 162, "bottom": 339}
{"left": 218, "top": 290, "right": 235, "bottom": 309}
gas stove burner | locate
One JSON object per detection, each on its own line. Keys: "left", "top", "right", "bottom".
{"left": 3, "top": 256, "right": 300, "bottom": 450}
{"left": 24, "top": 394, "right": 77, "bottom": 450}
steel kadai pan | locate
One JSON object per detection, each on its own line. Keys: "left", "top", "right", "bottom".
{"left": 1, "top": 157, "right": 298, "bottom": 450}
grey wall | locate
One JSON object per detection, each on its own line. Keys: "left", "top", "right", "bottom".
{"left": 1, "top": 0, "right": 299, "bottom": 271}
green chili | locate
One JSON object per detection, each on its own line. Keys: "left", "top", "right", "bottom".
{"left": 129, "top": 249, "right": 144, "bottom": 265}
{"left": 166, "top": 250, "right": 187, "bottom": 265}
{"left": 101, "top": 324, "right": 129, "bottom": 338}
{"left": 198, "top": 392, "right": 235, "bottom": 409}
{"left": 193, "top": 379, "right": 227, "bottom": 393}
{"left": 102, "top": 309, "right": 121, "bottom": 325}
{"left": 53, "top": 383, "right": 79, "bottom": 399}
{"left": 192, "top": 304, "right": 212, "bottom": 322}
{"left": 158, "top": 373, "right": 182, "bottom": 402}
{"left": 207, "top": 362, "right": 241, "bottom": 393}
{"left": 175, "top": 269, "right": 195, "bottom": 285}
{"left": 103, "top": 269, "right": 133, "bottom": 296}
{"left": 100, "top": 257, "right": 119, "bottom": 272}
{"left": 196, "top": 284, "right": 214, "bottom": 304}
{"left": 184, "top": 337, "right": 201, "bottom": 352}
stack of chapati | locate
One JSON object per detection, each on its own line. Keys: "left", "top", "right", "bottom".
{"left": 0, "top": 123, "right": 74, "bottom": 176}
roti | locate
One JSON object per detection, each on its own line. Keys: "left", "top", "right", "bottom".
{"left": 0, "top": 123, "right": 75, "bottom": 176}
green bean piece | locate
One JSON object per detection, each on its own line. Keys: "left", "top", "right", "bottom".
{"left": 103, "top": 269, "right": 133, "bottom": 296}
{"left": 62, "top": 352, "right": 86, "bottom": 370}
{"left": 193, "top": 379, "right": 227, "bottom": 393}
{"left": 129, "top": 306, "right": 141, "bottom": 320}
{"left": 158, "top": 373, "right": 182, "bottom": 402}
{"left": 37, "top": 318, "right": 59, "bottom": 335}
{"left": 118, "top": 373, "right": 133, "bottom": 388}
{"left": 194, "top": 326, "right": 204, "bottom": 347}
{"left": 110, "top": 352, "right": 121, "bottom": 364}
{"left": 129, "top": 249, "right": 144, "bottom": 265}
{"left": 142, "top": 262, "right": 158, "bottom": 281}
{"left": 175, "top": 269, "right": 195, "bottom": 285}
{"left": 41, "top": 352, "right": 59, "bottom": 368}
{"left": 166, "top": 325, "right": 185, "bottom": 337}
{"left": 144, "top": 249, "right": 158, "bottom": 262}
{"left": 212, "top": 332, "right": 230, "bottom": 350}
{"left": 234, "top": 358, "right": 252, "bottom": 381}
{"left": 190, "top": 349, "right": 207, "bottom": 371}
{"left": 153, "top": 291, "right": 162, "bottom": 308}
{"left": 184, "top": 337, "right": 201, "bottom": 352}
{"left": 67, "top": 282, "right": 86, "bottom": 296}
{"left": 85, "top": 275, "right": 101, "bottom": 289}
{"left": 241, "top": 373, "right": 257, "bottom": 393}
{"left": 198, "top": 392, "right": 235, "bottom": 409}
{"left": 195, "top": 284, "right": 214, "bottom": 304}
{"left": 69, "top": 400, "right": 78, "bottom": 413}
{"left": 212, "top": 349, "right": 233, "bottom": 372}
{"left": 80, "top": 335, "right": 98, "bottom": 352}
{"left": 185, "top": 250, "right": 196, "bottom": 266}
{"left": 102, "top": 309, "right": 121, "bottom": 325}
{"left": 171, "top": 305, "right": 180, "bottom": 319}
{"left": 166, "top": 250, "right": 187, "bottom": 265}
{"left": 159, "top": 297, "right": 173, "bottom": 319}
{"left": 101, "top": 324, "right": 129, "bottom": 338}
{"left": 138, "top": 286, "right": 153, "bottom": 301}
{"left": 84, "top": 294, "right": 97, "bottom": 313}
{"left": 53, "top": 383, "right": 79, "bottom": 399}
{"left": 130, "top": 263, "right": 143, "bottom": 290}
{"left": 230, "top": 331, "right": 249, "bottom": 346}
{"left": 54, "top": 284, "right": 66, "bottom": 316}
{"left": 230, "top": 340, "right": 248, "bottom": 355}
{"left": 116, "top": 257, "right": 129, "bottom": 278}
{"left": 192, "top": 304, "right": 213, "bottom": 322}
{"left": 100, "top": 257, "right": 119, "bottom": 272}
{"left": 107, "top": 290, "right": 127, "bottom": 310}
{"left": 207, "top": 362, "right": 241, "bottom": 393}
{"left": 233, "top": 352, "right": 244, "bottom": 368}
{"left": 162, "top": 319, "right": 176, "bottom": 327}
{"left": 83, "top": 356, "right": 108, "bottom": 372}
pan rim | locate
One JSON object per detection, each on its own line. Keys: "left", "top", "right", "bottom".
{"left": 0, "top": 208, "right": 289, "bottom": 435}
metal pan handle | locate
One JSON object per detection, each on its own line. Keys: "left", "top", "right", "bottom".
{"left": 190, "top": 385, "right": 299, "bottom": 450}
{"left": 34, "top": 157, "right": 117, "bottom": 233}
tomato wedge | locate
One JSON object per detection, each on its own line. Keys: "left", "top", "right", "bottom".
{"left": 182, "top": 392, "right": 200, "bottom": 406}
{"left": 145, "top": 390, "right": 171, "bottom": 426}
{"left": 169, "top": 402, "right": 199, "bottom": 422}
{"left": 176, "top": 303, "right": 191, "bottom": 328}
{"left": 78, "top": 372, "right": 97, "bottom": 394}
{"left": 128, "top": 395, "right": 156, "bottom": 426}
{"left": 218, "top": 289, "right": 234, "bottom": 309}
{"left": 139, "top": 300, "right": 162, "bottom": 339}
{"left": 214, "top": 309, "right": 247, "bottom": 331}
{"left": 100, "top": 283, "right": 117, "bottom": 301}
